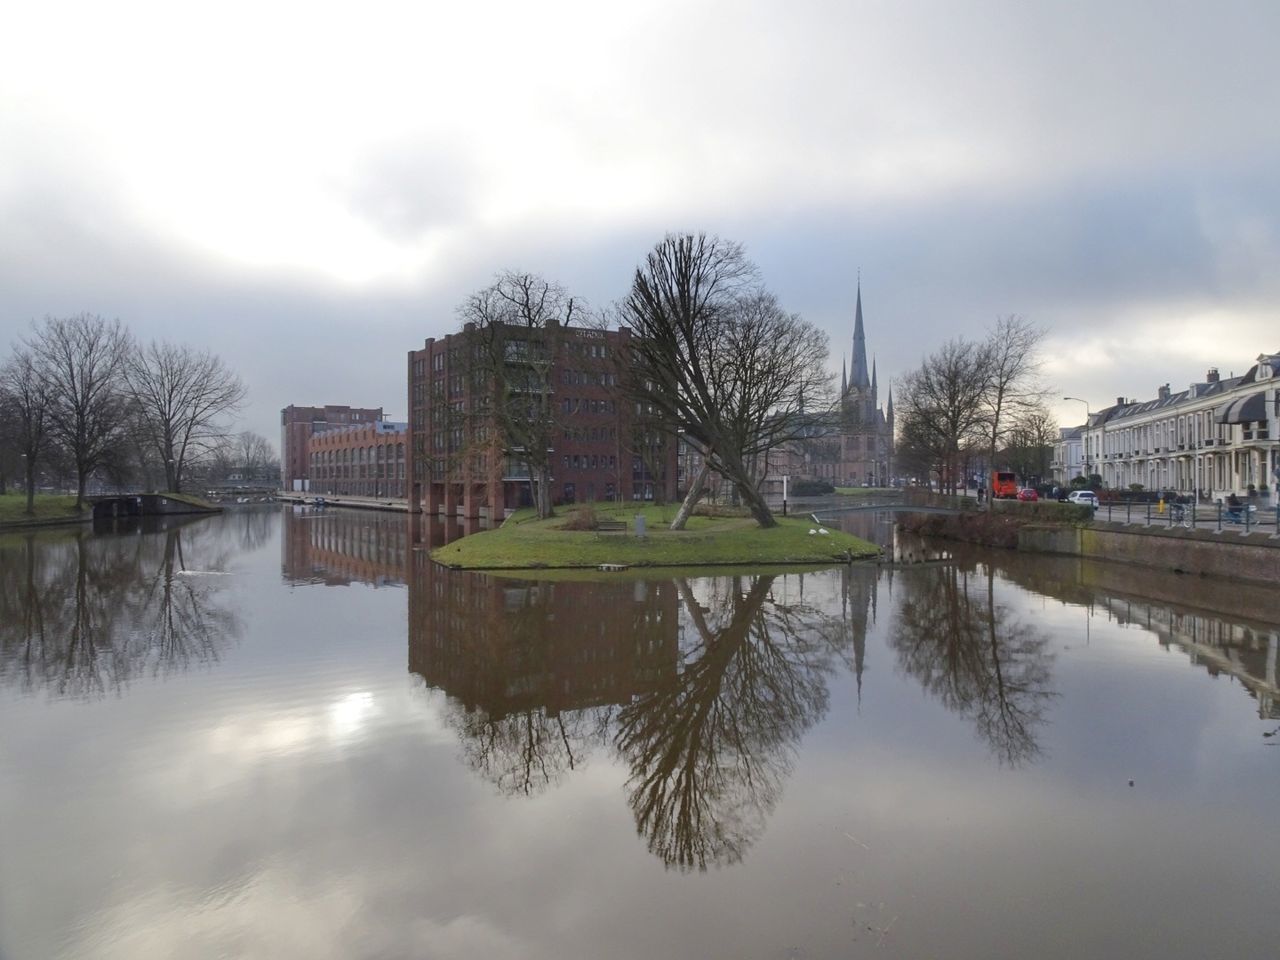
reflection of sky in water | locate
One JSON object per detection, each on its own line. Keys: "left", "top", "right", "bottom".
{"left": 0, "top": 509, "right": 1278, "bottom": 959}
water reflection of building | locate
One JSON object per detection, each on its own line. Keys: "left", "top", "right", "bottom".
{"left": 1099, "top": 596, "right": 1280, "bottom": 719}
{"left": 281, "top": 508, "right": 410, "bottom": 587}
{"left": 408, "top": 554, "right": 680, "bottom": 718}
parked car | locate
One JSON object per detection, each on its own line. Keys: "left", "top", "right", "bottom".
{"left": 1016, "top": 488, "right": 1039, "bottom": 502}
{"left": 1066, "top": 490, "right": 1099, "bottom": 507}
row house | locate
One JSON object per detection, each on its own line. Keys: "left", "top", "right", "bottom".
{"left": 1068, "top": 354, "right": 1280, "bottom": 499}
{"left": 307, "top": 420, "right": 407, "bottom": 499}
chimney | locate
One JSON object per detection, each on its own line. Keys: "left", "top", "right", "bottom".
{"left": 1116, "top": 396, "right": 1126, "bottom": 407}
{"left": 1157, "top": 384, "right": 1170, "bottom": 401}
{"left": 1206, "top": 367, "right": 1219, "bottom": 383}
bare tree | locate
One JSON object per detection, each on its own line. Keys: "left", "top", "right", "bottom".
{"left": 1003, "top": 404, "right": 1057, "bottom": 485}
{"left": 125, "top": 340, "right": 246, "bottom": 493}
{"left": 621, "top": 234, "right": 831, "bottom": 528}
{"left": 895, "top": 339, "right": 989, "bottom": 494}
{"left": 28, "top": 315, "right": 132, "bottom": 507}
{"left": 0, "top": 347, "right": 51, "bottom": 513}
{"left": 457, "top": 271, "right": 583, "bottom": 519}
{"left": 236, "top": 431, "right": 276, "bottom": 478}
{"left": 980, "top": 315, "right": 1047, "bottom": 499}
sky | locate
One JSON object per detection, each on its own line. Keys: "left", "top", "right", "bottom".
{"left": 3, "top": 0, "right": 1278, "bottom": 446}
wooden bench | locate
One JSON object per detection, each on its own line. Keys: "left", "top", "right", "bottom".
{"left": 595, "top": 519, "right": 628, "bottom": 535}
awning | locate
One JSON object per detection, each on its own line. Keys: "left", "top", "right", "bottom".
{"left": 1216, "top": 392, "right": 1267, "bottom": 425}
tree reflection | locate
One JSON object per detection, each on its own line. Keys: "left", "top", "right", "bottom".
{"left": 890, "top": 562, "right": 1054, "bottom": 766}
{"left": 0, "top": 521, "right": 239, "bottom": 698}
{"left": 614, "top": 575, "right": 845, "bottom": 871}
{"left": 416, "top": 574, "right": 678, "bottom": 797}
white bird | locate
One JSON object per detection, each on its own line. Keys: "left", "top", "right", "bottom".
{"left": 818, "top": 527, "right": 829, "bottom": 535}
{"left": 808, "top": 528, "right": 817, "bottom": 535}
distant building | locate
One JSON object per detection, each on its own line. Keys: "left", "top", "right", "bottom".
{"left": 406, "top": 322, "right": 677, "bottom": 518}
{"left": 280, "top": 404, "right": 383, "bottom": 491}
{"left": 307, "top": 420, "right": 407, "bottom": 499}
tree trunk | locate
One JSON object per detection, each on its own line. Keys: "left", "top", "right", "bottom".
{"left": 25, "top": 462, "right": 35, "bottom": 515}
{"left": 736, "top": 479, "right": 777, "bottom": 528}
{"left": 670, "top": 459, "right": 710, "bottom": 531}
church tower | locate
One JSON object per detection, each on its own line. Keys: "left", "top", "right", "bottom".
{"left": 836, "top": 279, "right": 892, "bottom": 486}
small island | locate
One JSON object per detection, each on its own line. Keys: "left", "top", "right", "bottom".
{"left": 429, "top": 503, "right": 879, "bottom": 571}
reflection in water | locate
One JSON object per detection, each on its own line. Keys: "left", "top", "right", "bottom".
{"left": 409, "top": 559, "right": 680, "bottom": 795}
{"left": 890, "top": 560, "right": 1055, "bottom": 766}
{"left": 409, "top": 558, "right": 867, "bottom": 868}
{"left": 616, "top": 575, "right": 850, "bottom": 871}
{"left": 281, "top": 507, "right": 411, "bottom": 587}
{"left": 0, "top": 518, "right": 241, "bottom": 699}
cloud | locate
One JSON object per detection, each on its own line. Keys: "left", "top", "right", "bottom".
{"left": 3, "top": 1, "right": 1280, "bottom": 443}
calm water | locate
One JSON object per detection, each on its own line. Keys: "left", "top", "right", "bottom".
{"left": 2, "top": 506, "right": 1278, "bottom": 959}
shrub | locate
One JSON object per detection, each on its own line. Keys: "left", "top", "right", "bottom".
{"left": 790, "top": 479, "right": 835, "bottom": 496}
{"left": 561, "top": 505, "right": 598, "bottom": 530}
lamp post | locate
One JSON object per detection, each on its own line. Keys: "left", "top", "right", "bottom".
{"left": 1064, "top": 396, "right": 1091, "bottom": 485}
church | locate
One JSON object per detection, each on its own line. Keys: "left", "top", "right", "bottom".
{"left": 776, "top": 283, "right": 895, "bottom": 487}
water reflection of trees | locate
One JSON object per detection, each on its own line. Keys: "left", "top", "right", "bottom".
{"left": 411, "top": 564, "right": 858, "bottom": 870}
{"left": 0, "top": 520, "right": 240, "bottom": 698}
{"left": 615, "top": 575, "right": 847, "bottom": 871}
{"left": 890, "top": 562, "right": 1054, "bottom": 766}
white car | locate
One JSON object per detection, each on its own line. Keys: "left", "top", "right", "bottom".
{"left": 1066, "top": 490, "right": 1099, "bottom": 507}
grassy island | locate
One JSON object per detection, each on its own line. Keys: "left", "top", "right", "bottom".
{"left": 429, "top": 502, "right": 879, "bottom": 570}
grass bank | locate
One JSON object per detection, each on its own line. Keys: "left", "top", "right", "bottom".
{"left": 0, "top": 493, "right": 86, "bottom": 527}
{"left": 430, "top": 502, "right": 879, "bottom": 570}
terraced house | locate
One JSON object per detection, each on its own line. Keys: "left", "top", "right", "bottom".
{"left": 1074, "top": 352, "right": 1280, "bottom": 500}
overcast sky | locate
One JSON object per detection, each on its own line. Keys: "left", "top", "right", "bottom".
{"left": 3, "top": 0, "right": 1278, "bottom": 445}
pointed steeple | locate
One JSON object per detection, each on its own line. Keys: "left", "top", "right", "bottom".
{"left": 871, "top": 356, "right": 878, "bottom": 396}
{"left": 851, "top": 279, "right": 870, "bottom": 390}
{"left": 887, "top": 386, "right": 894, "bottom": 420}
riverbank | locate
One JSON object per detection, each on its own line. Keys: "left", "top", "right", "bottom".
{"left": 0, "top": 491, "right": 220, "bottom": 530}
{"left": 899, "top": 491, "right": 1280, "bottom": 585}
{"left": 429, "top": 502, "right": 879, "bottom": 570}
{"left": 0, "top": 493, "right": 85, "bottom": 528}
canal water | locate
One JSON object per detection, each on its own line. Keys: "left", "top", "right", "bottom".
{"left": 1, "top": 506, "right": 1277, "bottom": 959}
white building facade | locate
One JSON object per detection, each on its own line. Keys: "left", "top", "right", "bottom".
{"left": 1074, "top": 354, "right": 1280, "bottom": 501}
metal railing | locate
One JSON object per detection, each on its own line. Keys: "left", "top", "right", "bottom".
{"left": 1098, "top": 498, "right": 1278, "bottom": 535}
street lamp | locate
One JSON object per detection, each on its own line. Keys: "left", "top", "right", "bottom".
{"left": 1064, "top": 396, "right": 1091, "bottom": 485}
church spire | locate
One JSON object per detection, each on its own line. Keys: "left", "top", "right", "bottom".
{"left": 851, "top": 279, "right": 870, "bottom": 390}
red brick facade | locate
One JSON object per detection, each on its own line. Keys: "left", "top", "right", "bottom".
{"left": 280, "top": 404, "right": 383, "bottom": 490}
{"left": 406, "top": 322, "right": 677, "bottom": 518}
{"left": 307, "top": 420, "right": 407, "bottom": 498}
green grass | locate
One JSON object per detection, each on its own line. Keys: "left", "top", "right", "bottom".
{"left": 834, "top": 486, "right": 896, "bottom": 496}
{"left": 0, "top": 493, "right": 86, "bottom": 526}
{"left": 431, "top": 501, "right": 879, "bottom": 570}
{"left": 160, "top": 491, "right": 220, "bottom": 511}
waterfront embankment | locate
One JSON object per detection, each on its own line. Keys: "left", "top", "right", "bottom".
{"left": 900, "top": 490, "right": 1280, "bottom": 585}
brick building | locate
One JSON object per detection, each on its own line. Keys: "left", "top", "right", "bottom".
{"left": 280, "top": 404, "right": 383, "bottom": 490}
{"left": 307, "top": 420, "right": 407, "bottom": 498}
{"left": 407, "top": 321, "right": 677, "bottom": 517}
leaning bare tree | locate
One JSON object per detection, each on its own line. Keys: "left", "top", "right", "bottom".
{"left": 28, "top": 314, "right": 132, "bottom": 507}
{"left": 457, "top": 271, "right": 582, "bottom": 520}
{"left": 0, "top": 347, "right": 51, "bottom": 513}
{"left": 125, "top": 340, "right": 246, "bottom": 493}
{"left": 621, "top": 233, "right": 830, "bottom": 529}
